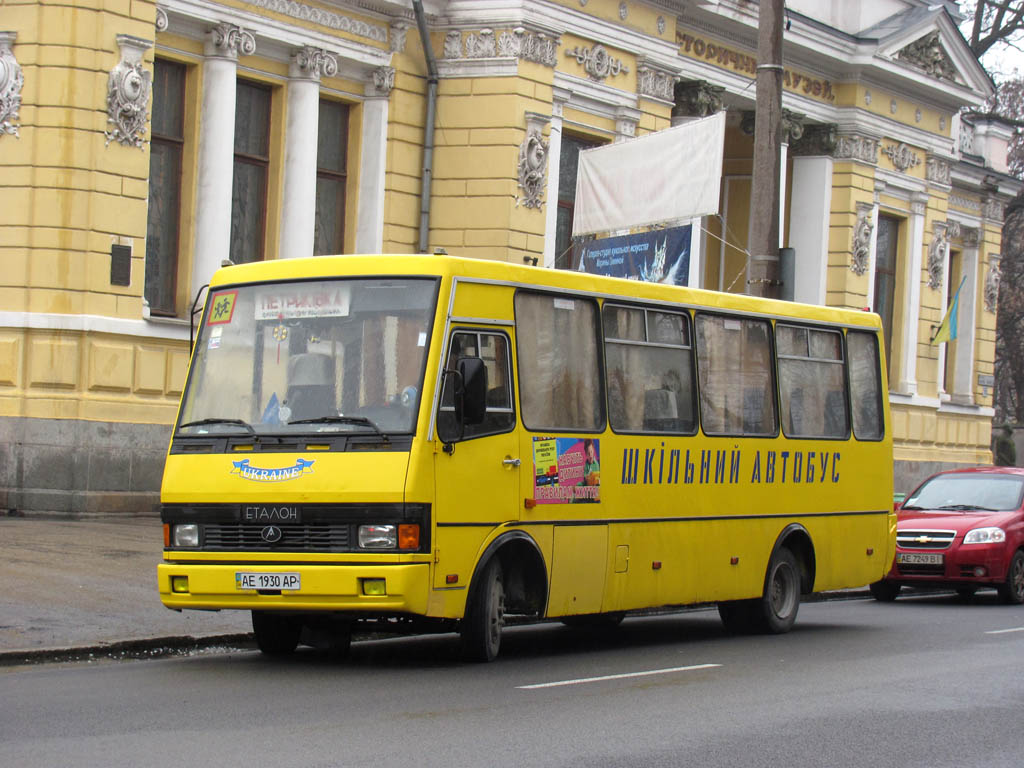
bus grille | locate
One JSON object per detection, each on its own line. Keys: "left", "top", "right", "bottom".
{"left": 202, "top": 523, "right": 350, "bottom": 552}
{"left": 896, "top": 530, "right": 956, "bottom": 550}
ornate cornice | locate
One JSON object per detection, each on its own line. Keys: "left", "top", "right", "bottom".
{"left": 925, "top": 154, "right": 951, "bottom": 185}
{"left": 390, "top": 21, "right": 409, "bottom": 54}
{"left": 498, "top": 28, "right": 559, "bottom": 67}
{"left": 565, "top": 43, "right": 629, "bottom": 82}
{"left": 207, "top": 23, "right": 256, "bottom": 59}
{"left": 246, "top": 0, "right": 387, "bottom": 43}
{"left": 672, "top": 79, "right": 724, "bottom": 118}
{"left": 835, "top": 135, "right": 879, "bottom": 165}
{"left": 950, "top": 193, "right": 982, "bottom": 212}
{"left": 370, "top": 66, "right": 395, "bottom": 96}
{"left": 896, "top": 31, "right": 957, "bottom": 82}
{"left": 637, "top": 62, "right": 676, "bottom": 102}
{"left": 105, "top": 34, "right": 152, "bottom": 149}
{"left": 851, "top": 202, "right": 873, "bottom": 276}
{"left": 790, "top": 123, "right": 838, "bottom": 156}
{"left": 517, "top": 112, "right": 549, "bottom": 210}
{"left": 882, "top": 142, "right": 921, "bottom": 173}
{"left": 0, "top": 31, "right": 23, "bottom": 138}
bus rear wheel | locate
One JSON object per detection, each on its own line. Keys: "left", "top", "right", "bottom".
{"left": 461, "top": 558, "right": 505, "bottom": 662}
{"left": 252, "top": 611, "right": 301, "bottom": 656}
{"left": 718, "top": 547, "right": 801, "bottom": 635}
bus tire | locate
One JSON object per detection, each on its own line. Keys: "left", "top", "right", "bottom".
{"left": 252, "top": 611, "right": 301, "bottom": 656}
{"left": 753, "top": 547, "right": 801, "bottom": 634}
{"left": 717, "top": 600, "right": 756, "bottom": 634}
{"left": 461, "top": 558, "right": 505, "bottom": 662}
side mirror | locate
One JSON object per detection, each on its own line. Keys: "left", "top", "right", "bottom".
{"left": 458, "top": 357, "right": 487, "bottom": 425}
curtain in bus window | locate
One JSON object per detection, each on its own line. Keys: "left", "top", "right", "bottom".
{"left": 696, "top": 314, "right": 776, "bottom": 435}
{"left": 516, "top": 294, "right": 602, "bottom": 430}
{"left": 847, "top": 331, "right": 884, "bottom": 440}
{"left": 777, "top": 325, "right": 848, "bottom": 438}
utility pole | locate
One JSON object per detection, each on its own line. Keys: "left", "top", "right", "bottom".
{"left": 748, "top": 0, "right": 784, "bottom": 299}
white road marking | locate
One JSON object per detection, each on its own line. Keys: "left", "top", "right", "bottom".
{"left": 516, "top": 663, "right": 722, "bottom": 690}
{"left": 984, "top": 626, "right": 1024, "bottom": 635}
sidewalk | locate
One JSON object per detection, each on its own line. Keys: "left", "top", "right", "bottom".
{"left": 0, "top": 515, "right": 251, "bottom": 660}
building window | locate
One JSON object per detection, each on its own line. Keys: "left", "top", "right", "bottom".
{"left": 145, "top": 59, "right": 185, "bottom": 315}
{"left": 231, "top": 80, "right": 271, "bottom": 265}
{"left": 555, "top": 134, "right": 602, "bottom": 270}
{"left": 873, "top": 214, "right": 901, "bottom": 378}
{"left": 314, "top": 99, "right": 349, "bottom": 256}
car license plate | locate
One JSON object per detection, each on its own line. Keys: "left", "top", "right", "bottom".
{"left": 897, "top": 552, "right": 944, "bottom": 565}
{"left": 236, "top": 572, "right": 301, "bottom": 590}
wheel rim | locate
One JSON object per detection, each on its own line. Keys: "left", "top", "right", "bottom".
{"left": 1011, "top": 556, "right": 1024, "bottom": 600}
{"left": 486, "top": 576, "right": 505, "bottom": 652}
{"left": 769, "top": 561, "right": 798, "bottom": 619}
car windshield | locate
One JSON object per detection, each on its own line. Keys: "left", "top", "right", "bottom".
{"left": 903, "top": 473, "right": 1024, "bottom": 512}
{"left": 177, "top": 278, "right": 437, "bottom": 436}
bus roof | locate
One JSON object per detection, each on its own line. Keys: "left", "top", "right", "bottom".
{"left": 208, "top": 253, "right": 881, "bottom": 330}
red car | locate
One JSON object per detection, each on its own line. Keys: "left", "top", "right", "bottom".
{"left": 871, "top": 466, "right": 1024, "bottom": 603}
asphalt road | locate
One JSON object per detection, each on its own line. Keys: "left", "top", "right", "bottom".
{"left": 4, "top": 593, "right": 1024, "bottom": 768}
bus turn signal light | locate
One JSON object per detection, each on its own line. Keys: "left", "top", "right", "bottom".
{"left": 398, "top": 524, "right": 420, "bottom": 550}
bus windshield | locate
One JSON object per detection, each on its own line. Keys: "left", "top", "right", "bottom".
{"left": 177, "top": 277, "right": 438, "bottom": 436}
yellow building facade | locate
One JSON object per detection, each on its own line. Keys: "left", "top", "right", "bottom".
{"left": 1, "top": 0, "right": 1019, "bottom": 514}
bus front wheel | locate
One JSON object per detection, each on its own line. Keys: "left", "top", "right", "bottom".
{"left": 461, "top": 558, "right": 505, "bottom": 662}
{"left": 252, "top": 611, "right": 301, "bottom": 656}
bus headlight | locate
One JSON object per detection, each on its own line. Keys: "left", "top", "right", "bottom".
{"left": 963, "top": 527, "right": 1006, "bottom": 545}
{"left": 359, "top": 524, "right": 397, "bottom": 549}
{"left": 173, "top": 523, "right": 200, "bottom": 547}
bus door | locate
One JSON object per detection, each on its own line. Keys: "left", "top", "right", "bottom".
{"left": 433, "top": 329, "right": 520, "bottom": 590}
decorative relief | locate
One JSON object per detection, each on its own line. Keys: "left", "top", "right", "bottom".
{"left": 637, "top": 64, "right": 676, "bottom": 101}
{"left": 658, "top": 16, "right": 666, "bottom": 35}
{"left": 565, "top": 43, "right": 628, "bottom": 82}
{"left": 915, "top": 108, "right": 922, "bottom": 123}
{"left": 962, "top": 227, "right": 980, "bottom": 247}
{"left": 371, "top": 66, "right": 395, "bottom": 96}
{"left": 790, "top": 123, "right": 838, "bottom": 156}
{"left": 851, "top": 203, "right": 874, "bottom": 276}
{"left": 882, "top": 142, "right": 921, "bottom": 172}
{"left": 673, "top": 79, "right": 724, "bottom": 118}
{"left": 517, "top": 112, "right": 550, "bottom": 209}
{"left": 985, "top": 197, "right": 1005, "bottom": 222}
{"left": 497, "top": 28, "right": 559, "bottom": 67}
{"left": 926, "top": 155, "right": 951, "bottom": 185}
{"left": 291, "top": 46, "right": 337, "bottom": 80}
{"left": 246, "top": 0, "right": 387, "bottom": 43}
{"left": 616, "top": 115, "right": 637, "bottom": 138}
{"left": 985, "top": 255, "right": 1001, "bottom": 313}
{"left": 390, "top": 21, "right": 409, "bottom": 54}
{"left": 897, "top": 31, "right": 957, "bottom": 81}
{"left": 209, "top": 23, "right": 256, "bottom": 58}
{"left": 940, "top": 116, "right": 946, "bottom": 131}
{"left": 927, "top": 223, "right": 948, "bottom": 291}
{"left": 950, "top": 193, "right": 981, "bottom": 211}
{"left": 946, "top": 219, "right": 961, "bottom": 241}
{"left": 835, "top": 135, "right": 879, "bottom": 164}
{"left": 864, "top": 90, "right": 871, "bottom": 105}
{"left": 619, "top": 2, "right": 628, "bottom": 20}
{"left": 960, "top": 121, "right": 975, "bottom": 154}
{"left": 444, "top": 31, "right": 462, "bottom": 59}
{"left": 105, "top": 34, "right": 153, "bottom": 149}
{"left": 0, "top": 31, "right": 24, "bottom": 138}
{"left": 465, "top": 28, "right": 496, "bottom": 58}
{"left": 155, "top": 7, "right": 168, "bottom": 33}
{"left": 890, "top": 99, "right": 897, "bottom": 114}
{"left": 781, "top": 109, "right": 805, "bottom": 142}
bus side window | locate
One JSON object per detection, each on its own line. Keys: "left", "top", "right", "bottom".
{"left": 438, "top": 331, "right": 514, "bottom": 440}
{"left": 603, "top": 304, "right": 696, "bottom": 434}
{"left": 847, "top": 330, "right": 884, "bottom": 440}
{"left": 695, "top": 314, "right": 777, "bottom": 436}
{"left": 776, "top": 324, "right": 849, "bottom": 439}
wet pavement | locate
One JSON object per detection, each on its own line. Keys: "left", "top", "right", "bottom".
{"left": 0, "top": 515, "right": 251, "bottom": 661}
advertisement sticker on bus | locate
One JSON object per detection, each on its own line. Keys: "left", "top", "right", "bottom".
{"left": 207, "top": 291, "right": 237, "bottom": 325}
{"left": 255, "top": 284, "right": 351, "bottom": 320}
{"left": 533, "top": 437, "right": 601, "bottom": 503}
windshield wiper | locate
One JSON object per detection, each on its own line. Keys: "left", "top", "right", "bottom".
{"left": 935, "top": 504, "right": 999, "bottom": 511}
{"left": 178, "top": 418, "right": 255, "bottom": 434}
{"left": 287, "top": 415, "right": 390, "bottom": 440}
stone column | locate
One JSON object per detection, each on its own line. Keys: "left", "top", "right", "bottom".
{"left": 192, "top": 23, "right": 253, "bottom": 301}
{"left": 788, "top": 156, "right": 832, "bottom": 305}
{"left": 354, "top": 67, "right": 393, "bottom": 254}
{"left": 542, "top": 92, "right": 567, "bottom": 268}
{"left": 280, "top": 47, "right": 336, "bottom": 259}
{"left": 898, "top": 194, "right": 928, "bottom": 395}
{"left": 952, "top": 228, "right": 980, "bottom": 404}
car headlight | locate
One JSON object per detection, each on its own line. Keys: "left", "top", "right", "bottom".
{"left": 172, "top": 523, "right": 200, "bottom": 547}
{"left": 359, "top": 524, "right": 397, "bottom": 549}
{"left": 963, "top": 526, "right": 1006, "bottom": 545}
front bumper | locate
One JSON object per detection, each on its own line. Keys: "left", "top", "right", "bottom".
{"left": 886, "top": 542, "right": 1009, "bottom": 586}
{"left": 158, "top": 561, "right": 430, "bottom": 614}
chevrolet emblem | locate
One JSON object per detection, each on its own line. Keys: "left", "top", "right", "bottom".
{"left": 915, "top": 536, "right": 933, "bottom": 544}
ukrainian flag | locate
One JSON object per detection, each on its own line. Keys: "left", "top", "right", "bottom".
{"left": 932, "top": 275, "right": 966, "bottom": 345}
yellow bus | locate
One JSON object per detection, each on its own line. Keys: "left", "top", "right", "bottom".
{"left": 158, "top": 254, "right": 895, "bottom": 660}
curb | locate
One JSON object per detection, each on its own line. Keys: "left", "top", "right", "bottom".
{"left": 0, "top": 633, "right": 254, "bottom": 667}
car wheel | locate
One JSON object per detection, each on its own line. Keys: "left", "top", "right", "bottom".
{"left": 461, "top": 558, "right": 505, "bottom": 662}
{"left": 252, "top": 611, "right": 301, "bottom": 656}
{"left": 998, "top": 550, "right": 1024, "bottom": 605}
{"left": 869, "top": 580, "right": 901, "bottom": 602}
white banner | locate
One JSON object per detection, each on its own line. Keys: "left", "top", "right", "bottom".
{"left": 572, "top": 112, "right": 725, "bottom": 236}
